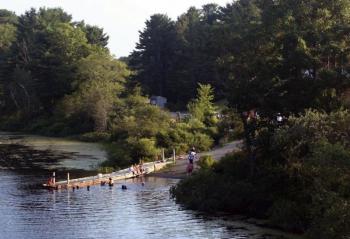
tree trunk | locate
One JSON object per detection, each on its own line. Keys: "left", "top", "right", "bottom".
{"left": 240, "top": 112, "right": 255, "bottom": 177}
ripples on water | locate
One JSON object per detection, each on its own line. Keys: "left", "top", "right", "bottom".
{"left": 0, "top": 171, "right": 291, "bottom": 239}
{"left": 0, "top": 133, "right": 292, "bottom": 239}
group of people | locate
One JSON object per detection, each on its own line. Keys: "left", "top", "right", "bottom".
{"left": 100, "top": 177, "right": 114, "bottom": 186}
{"left": 186, "top": 147, "right": 196, "bottom": 175}
{"left": 130, "top": 162, "right": 144, "bottom": 176}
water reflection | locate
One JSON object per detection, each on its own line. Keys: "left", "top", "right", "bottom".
{"left": 0, "top": 133, "right": 294, "bottom": 239}
{"left": 0, "top": 171, "right": 292, "bottom": 239}
{"left": 0, "top": 132, "right": 106, "bottom": 171}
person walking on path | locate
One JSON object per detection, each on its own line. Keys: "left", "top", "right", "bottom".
{"left": 186, "top": 147, "right": 196, "bottom": 175}
{"left": 188, "top": 147, "right": 196, "bottom": 164}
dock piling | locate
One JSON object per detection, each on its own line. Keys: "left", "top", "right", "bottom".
{"left": 173, "top": 148, "right": 176, "bottom": 164}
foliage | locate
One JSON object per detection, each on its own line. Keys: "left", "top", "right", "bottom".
{"left": 129, "top": 14, "right": 177, "bottom": 97}
{"left": 130, "top": 6, "right": 222, "bottom": 107}
{"left": 196, "top": 155, "right": 215, "bottom": 170}
{"left": 58, "top": 52, "right": 129, "bottom": 132}
{"left": 127, "top": 137, "right": 160, "bottom": 162}
{"left": 100, "top": 143, "right": 132, "bottom": 169}
{"left": 130, "top": 0, "right": 350, "bottom": 113}
{"left": 78, "top": 132, "right": 111, "bottom": 142}
{"left": 76, "top": 21, "right": 109, "bottom": 48}
{"left": 172, "top": 109, "right": 350, "bottom": 238}
{"left": 217, "top": 108, "right": 244, "bottom": 143}
{"left": 187, "top": 83, "right": 217, "bottom": 125}
{"left": 98, "top": 166, "right": 115, "bottom": 174}
{"left": 0, "top": 23, "right": 16, "bottom": 50}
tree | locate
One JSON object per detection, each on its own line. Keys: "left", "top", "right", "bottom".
{"left": 76, "top": 21, "right": 109, "bottom": 48}
{"left": 129, "top": 14, "right": 177, "bottom": 97}
{"left": 219, "top": 0, "right": 350, "bottom": 115}
{"left": 171, "top": 5, "right": 222, "bottom": 107}
{"left": 0, "top": 10, "right": 17, "bottom": 106}
{"left": 0, "top": 23, "right": 16, "bottom": 51}
{"left": 4, "top": 8, "right": 90, "bottom": 115}
{"left": 0, "top": 9, "right": 18, "bottom": 25}
{"left": 188, "top": 83, "right": 217, "bottom": 126}
{"left": 59, "top": 52, "right": 130, "bottom": 132}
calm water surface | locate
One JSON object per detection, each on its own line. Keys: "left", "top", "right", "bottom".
{"left": 0, "top": 133, "right": 293, "bottom": 239}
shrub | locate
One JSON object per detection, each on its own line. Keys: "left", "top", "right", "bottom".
{"left": 307, "top": 199, "right": 350, "bottom": 239}
{"left": 217, "top": 109, "right": 244, "bottom": 142}
{"left": 191, "top": 132, "right": 213, "bottom": 151}
{"left": 127, "top": 137, "right": 160, "bottom": 162}
{"left": 98, "top": 166, "right": 115, "bottom": 174}
{"left": 197, "top": 155, "right": 215, "bottom": 169}
{"left": 172, "top": 109, "right": 350, "bottom": 238}
{"left": 101, "top": 143, "right": 132, "bottom": 168}
{"left": 78, "top": 132, "right": 111, "bottom": 142}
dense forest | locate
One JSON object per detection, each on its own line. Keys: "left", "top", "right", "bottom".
{"left": 167, "top": 1, "right": 350, "bottom": 239}
{"left": 1, "top": 0, "right": 350, "bottom": 238}
{"left": 0, "top": 7, "right": 226, "bottom": 168}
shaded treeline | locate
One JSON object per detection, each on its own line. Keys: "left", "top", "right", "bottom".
{"left": 165, "top": 1, "right": 350, "bottom": 238}
{"left": 130, "top": 0, "right": 350, "bottom": 112}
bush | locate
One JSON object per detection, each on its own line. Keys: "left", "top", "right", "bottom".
{"left": 78, "top": 132, "right": 111, "bottom": 142}
{"left": 127, "top": 137, "right": 160, "bottom": 162}
{"left": 98, "top": 166, "right": 115, "bottom": 174}
{"left": 268, "top": 199, "right": 310, "bottom": 232}
{"left": 190, "top": 132, "right": 213, "bottom": 151}
{"left": 197, "top": 155, "right": 216, "bottom": 169}
{"left": 217, "top": 109, "right": 244, "bottom": 142}
{"left": 307, "top": 199, "right": 350, "bottom": 239}
{"left": 101, "top": 142, "right": 132, "bottom": 168}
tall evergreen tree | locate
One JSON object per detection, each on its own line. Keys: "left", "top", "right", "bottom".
{"left": 130, "top": 14, "right": 177, "bottom": 97}
{"left": 172, "top": 5, "right": 222, "bottom": 106}
{"left": 75, "top": 21, "right": 109, "bottom": 49}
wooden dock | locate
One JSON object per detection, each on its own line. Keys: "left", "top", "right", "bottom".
{"left": 43, "top": 159, "right": 174, "bottom": 190}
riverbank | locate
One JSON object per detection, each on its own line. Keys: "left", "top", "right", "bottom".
{"left": 171, "top": 110, "right": 350, "bottom": 239}
{"left": 152, "top": 140, "right": 302, "bottom": 239}
{"left": 152, "top": 140, "right": 243, "bottom": 178}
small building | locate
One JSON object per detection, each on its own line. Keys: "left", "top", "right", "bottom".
{"left": 150, "top": 96, "right": 167, "bottom": 108}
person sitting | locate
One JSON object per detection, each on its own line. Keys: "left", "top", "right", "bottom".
{"left": 47, "top": 177, "right": 54, "bottom": 186}
{"left": 133, "top": 164, "right": 141, "bottom": 175}
{"left": 139, "top": 162, "right": 144, "bottom": 174}
{"left": 129, "top": 165, "right": 135, "bottom": 175}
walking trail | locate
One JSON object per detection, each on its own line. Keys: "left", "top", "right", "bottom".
{"left": 152, "top": 140, "right": 243, "bottom": 179}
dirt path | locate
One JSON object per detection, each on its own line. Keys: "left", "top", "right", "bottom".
{"left": 152, "top": 140, "right": 243, "bottom": 179}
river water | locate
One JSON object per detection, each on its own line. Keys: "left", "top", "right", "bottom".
{"left": 0, "top": 133, "right": 295, "bottom": 239}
